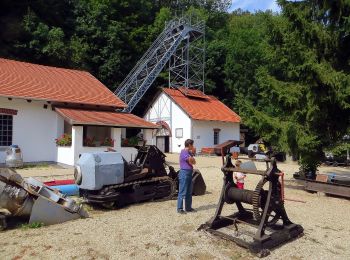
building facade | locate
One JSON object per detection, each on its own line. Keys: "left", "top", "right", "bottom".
{"left": 144, "top": 88, "right": 241, "bottom": 153}
{"left": 0, "top": 58, "right": 158, "bottom": 166}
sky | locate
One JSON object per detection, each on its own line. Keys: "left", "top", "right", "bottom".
{"left": 229, "top": 0, "right": 281, "bottom": 13}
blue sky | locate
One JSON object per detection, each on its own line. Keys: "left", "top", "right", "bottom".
{"left": 229, "top": 0, "right": 281, "bottom": 13}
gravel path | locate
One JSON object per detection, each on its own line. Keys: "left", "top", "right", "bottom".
{"left": 1, "top": 155, "right": 349, "bottom": 260}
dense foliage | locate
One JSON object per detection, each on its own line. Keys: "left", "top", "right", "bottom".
{"left": 0, "top": 0, "right": 349, "bottom": 171}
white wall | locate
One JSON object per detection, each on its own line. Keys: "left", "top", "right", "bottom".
{"left": 170, "top": 100, "right": 192, "bottom": 153}
{"left": 192, "top": 120, "right": 240, "bottom": 151}
{"left": 0, "top": 97, "right": 63, "bottom": 163}
{"left": 57, "top": 126, "right": 138, "bottom": 166}
{"left": 57, "top": 146, "right": 74, "bottom": 166}
{"left": 144, "top": 92, "right": 171, "bottom": 122}
{"left": 144, "top": 92, "right": 192, "bottom": 153}
{"left": 144, "top": 92, "right": 172, "bottom": 152}
{"left": 143, "top": 129, "right": 154, "bottom": 146}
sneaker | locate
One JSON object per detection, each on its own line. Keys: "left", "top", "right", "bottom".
{"left": 177, "top": 209, "right": 186, "bottom": 214}
{"left": 186, "top": 208, "right": 197, "bottom": 213}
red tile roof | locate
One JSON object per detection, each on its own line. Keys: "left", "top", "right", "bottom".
{"left": 178, "top": 87, "right": 209, "bottom": 99}
{"left": 163, "top": 88, "right": 241, "bottom": 123}
{"left": 56, "top": 108, "right": 159, "bottom": 128}
{"left": 0, "top": 58, "right": 126, "bottom": 108}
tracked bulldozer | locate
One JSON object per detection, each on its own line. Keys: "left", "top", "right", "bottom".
{"left": 75, "top": 145, "right": 206, "bottom": 208}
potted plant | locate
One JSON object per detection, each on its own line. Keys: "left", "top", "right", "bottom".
{"left": 55, "top": 134, "right": 72, "bottom": 146}
{"left": 83, "top": 136, "right": 95, "bottom": 147}
{"left": 121, "top": 136, "right": 141, "bottom": 147}
{"left": 102, "top": 137, "right": 114, "bottom": 147}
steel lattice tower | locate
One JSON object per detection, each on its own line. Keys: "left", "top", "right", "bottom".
{"left": 168, "top": 14, "right": 205, "bottom": 93}
{"left": 115, "top": 14, "right": 205, "bottom": 112}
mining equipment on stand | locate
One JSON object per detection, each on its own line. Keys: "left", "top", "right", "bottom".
{"left": 294, "top": 169, "right": 350, "bottom": 198}
{"left": 0, "top": 168, "right": 88, "bottom": 231}
{"left": 198, "top": 154, "right": 303, "bottom": 257}
{"left": 75, "top": 145, "right": 206, "bottom": 208}
{"left": 293, "top": 134, "right": 350, "bottom": 198}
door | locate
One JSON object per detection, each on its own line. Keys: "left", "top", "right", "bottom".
{"left": 156, "top": 137, "right": 165, "bottom": 152}
{"left": 164, "top": 136, "right": 169, "bottom": 153}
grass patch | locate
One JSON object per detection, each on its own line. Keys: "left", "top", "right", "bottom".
{"left": 20, "top": 222, "right": 44, "bottom": 229}
{"left": 20, "top": 163, "right": 50, "bottom": 170}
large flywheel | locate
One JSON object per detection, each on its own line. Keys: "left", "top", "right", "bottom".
{"left": 252, "top": 178, "right": 281, "bottom": 226}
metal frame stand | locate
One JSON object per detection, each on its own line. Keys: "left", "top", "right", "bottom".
{"left": 198, "top": 155, "right": 303, "bottom": 257}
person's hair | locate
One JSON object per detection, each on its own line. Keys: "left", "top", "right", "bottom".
{"left": 184, "top": 139, "right": 194, "bottom": 147}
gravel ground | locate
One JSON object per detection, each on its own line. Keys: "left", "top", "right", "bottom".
{"left": 1, "top": 155, "right": 350, "bottom": 260}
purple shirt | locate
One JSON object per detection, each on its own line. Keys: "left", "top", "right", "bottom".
{"left": 179, "top": 149, "right": 193, "bottom": 170}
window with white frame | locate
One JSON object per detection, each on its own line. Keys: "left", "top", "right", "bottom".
{"left": 175, "top": 128, "right": 183, "bottom": 138}
{"left": 0, "top": 114, "right": 13, "bottom": 146}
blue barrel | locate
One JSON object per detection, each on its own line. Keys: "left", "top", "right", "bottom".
{"left": 51, "top": 184, "right": 79, "bottom": 196}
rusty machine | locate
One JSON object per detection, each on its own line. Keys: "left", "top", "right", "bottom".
{"left": 75, "top": 145, "right": 206, "bottom": 208}
{"left": 199, "top": 154, "right": 303, "bottom": 257}
{"left": 0, "top": 168, "right": 88, "bottom": 231}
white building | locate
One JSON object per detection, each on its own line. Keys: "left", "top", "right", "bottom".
{"left": 0, "top": 58, "right": 158, "bottom": 166}
{"left": 144, "top": 87, "right": 241, "bottom": 153}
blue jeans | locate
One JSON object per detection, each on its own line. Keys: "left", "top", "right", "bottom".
{"left": 177, "top": 169, "right": 193, "bottom": 211}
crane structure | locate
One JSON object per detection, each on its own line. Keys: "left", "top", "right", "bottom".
{"left": 115, "top": 15, "right": 205, "bottom": 113}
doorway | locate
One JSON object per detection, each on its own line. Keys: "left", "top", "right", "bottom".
{"left": 156, "top": 136, "right": 170, "bottom": 153}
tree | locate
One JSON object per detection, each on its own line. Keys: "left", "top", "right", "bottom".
{"left": 236, "top": 0, "right": 350, "bottom": 173}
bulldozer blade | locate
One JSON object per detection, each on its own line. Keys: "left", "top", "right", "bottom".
{"left": 192, "top": 169, "right": 206, "bottom": 196}
{"left": 29, "top": 196, "right": 88, "bottom": 225}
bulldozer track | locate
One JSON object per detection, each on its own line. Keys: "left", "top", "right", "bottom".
{"left": 101, "top": 176, "right": 177, "bottom": 200}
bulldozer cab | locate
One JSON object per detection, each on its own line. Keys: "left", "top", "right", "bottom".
{"left": 124, "top": 145, "right": 168, "bottom": 182}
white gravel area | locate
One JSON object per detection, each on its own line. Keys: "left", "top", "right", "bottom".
{"left": 1, "top": 155, "right": 350, "bottom": 260}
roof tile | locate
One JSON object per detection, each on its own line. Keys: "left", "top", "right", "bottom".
{"left": 163, "top": 88, "right": 240, "bottom": 123}
{"left": 56, "top": 108, "right": 159, "bottom": 129}
{"left": 0, "top": 58, "right": 126, "bottom": 108}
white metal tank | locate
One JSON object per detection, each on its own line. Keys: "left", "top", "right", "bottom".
{"left": 75, "top": 152, "right": 125, "bottom": 190}
{"left": 5, "top": 145, "right": 23, "bottom": 168}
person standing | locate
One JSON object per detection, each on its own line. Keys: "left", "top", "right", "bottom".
{"left": 233, "top": 160, "right": 246, "bottom": 189}
{"left": 177, "top": 139, "right": 196, "bottom": 214}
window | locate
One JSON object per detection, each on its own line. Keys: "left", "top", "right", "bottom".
{"left": 213, "top": 128, "right": 221, "bottom": 145}
{"left": 0, "top": 114, "right": 13, "bottom": 146}
{"left": 83, "top": 126, "right": 112, "bottom": 147}
{"left": 175, "top": 128, "right": 183, "bottom": 138}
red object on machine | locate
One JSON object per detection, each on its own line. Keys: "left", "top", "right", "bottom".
{"left": 44, "top": 179, "right": 75, "bottom": 186}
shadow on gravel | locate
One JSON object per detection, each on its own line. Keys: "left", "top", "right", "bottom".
{"left": 1, "top": 216, "right": 29, "bottom": 231}
{"left": 195, "top": 204, "right": 217, "bottom": 211}
{"left": 284, "top": 184, "right": 305, "bottom": 190}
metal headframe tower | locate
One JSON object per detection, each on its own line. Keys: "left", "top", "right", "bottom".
{"left": 115, "top": 13, "right": 205, "bottom": 113}
{"left": 168, "top": 14, "right": 205, "bottom": 93}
